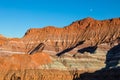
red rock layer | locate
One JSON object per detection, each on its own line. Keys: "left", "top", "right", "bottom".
{"left": 0, "top": 52, "right": 51, "bottom": 71}
{"left": 22, "top": 17, "right": 120, "bottom": 52}
{"left": 0, "top": 17, "right": 120, "bottom": 54}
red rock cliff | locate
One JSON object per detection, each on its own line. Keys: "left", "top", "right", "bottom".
{"left": 22, "top": 17, "right": 120, "bottom": 53}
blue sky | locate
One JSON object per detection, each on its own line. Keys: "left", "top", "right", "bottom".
{"left": 0, "top": 0, "right": 120, "bottom": 38}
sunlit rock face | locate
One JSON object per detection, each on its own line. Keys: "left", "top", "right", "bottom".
{"left": 0, "top": 17, "right": 120, "bottom": 80}
{"left": 22, "top": 17, "right": 120, "bottom": 54}
{"left": 0, "top": 17, "right": 120, "bottom": 55}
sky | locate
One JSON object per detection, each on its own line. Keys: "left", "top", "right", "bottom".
{"left": 0, "top": 0, "right": 120, "bottom": 38}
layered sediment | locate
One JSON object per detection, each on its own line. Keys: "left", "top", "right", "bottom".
{"left": 0, "top": 17, "right": 120, "bottom": 80}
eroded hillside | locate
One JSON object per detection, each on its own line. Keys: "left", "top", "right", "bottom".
{"left": 0, "top": 17, "right": 120, "bottom": 80}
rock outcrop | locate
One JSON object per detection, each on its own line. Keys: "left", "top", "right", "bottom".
{"left": 0, "top": 52, "right": 51, "bottom": 71}
{"left": 0, "top": 17, "right": 120, "bottom": 55}
{"left": 0, "top": 17, "right": 120, "bottom": 80}
{"left": 22, "top": 17, "right": 120, "bottom": 55}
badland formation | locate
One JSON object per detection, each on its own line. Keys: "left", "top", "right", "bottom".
{"left": 0, "top": 17, "right": 120, "bottom": 80}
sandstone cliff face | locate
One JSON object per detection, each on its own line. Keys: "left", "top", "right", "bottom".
{"left": 0, "top": 17, "right": 120, "bottom": 80}
{"left": 22, "top": 17, "right": 120, "bottom": 54}
{"left": 0, "top": 17, "right": 120, "bottom": 55}
{"left": 0, "top": 37, "right": 25, "bottom": 56}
